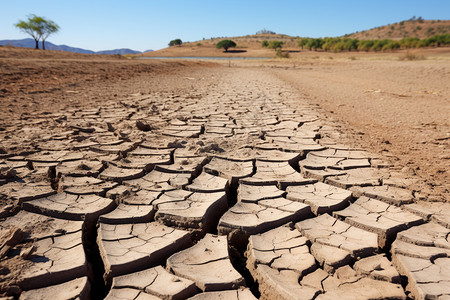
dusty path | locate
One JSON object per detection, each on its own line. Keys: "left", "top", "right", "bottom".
{"left": 0, "top": 65, "right": 449, "bottom": 299}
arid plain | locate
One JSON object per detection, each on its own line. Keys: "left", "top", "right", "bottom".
{"left": 0, "top": 45, "right": 449, "bottom": 299}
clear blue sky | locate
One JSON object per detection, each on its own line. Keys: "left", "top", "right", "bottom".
{"left": 1, "top": 0, "right": 449, "bottom": 51}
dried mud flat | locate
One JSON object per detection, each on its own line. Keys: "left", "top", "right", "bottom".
{"left": 0, "top": 47, "right": 449, "bottom": 299}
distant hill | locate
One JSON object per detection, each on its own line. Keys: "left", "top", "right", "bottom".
{"left": 0, "top": 38, "right": 149, "bottom": 55}
{"left": 346, "top": 18, "right": 450, "bottom": 40}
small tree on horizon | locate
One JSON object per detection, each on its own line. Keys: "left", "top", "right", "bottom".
{"left": 169, "top": 39, "right": 183, "bottom": 46}
{"left": 216, "top": 39, "right": 236, "bottom": 52}
{"left": 15, "top": 15, "right": 59, "bottom": 50}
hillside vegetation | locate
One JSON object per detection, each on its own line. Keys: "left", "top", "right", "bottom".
{"left": 346, "top": 18, "right": 450, "bottom": 40}
{"left": 142, "top": 19, "right": 450, "bottom": 57}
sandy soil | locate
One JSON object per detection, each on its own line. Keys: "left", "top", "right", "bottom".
{"left": 269, "top": 57, "right": 450, "bottom": 201}
{"left": 0, "top": 47, "right": 217, "bottom": 116}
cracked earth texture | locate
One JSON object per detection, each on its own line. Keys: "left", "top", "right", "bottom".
{"left": 0, "top": 52, "right": 449, "bottom": 300}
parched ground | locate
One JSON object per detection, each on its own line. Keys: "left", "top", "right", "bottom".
{"left": 0, "top": 47, "right": 449, "bottom": 299}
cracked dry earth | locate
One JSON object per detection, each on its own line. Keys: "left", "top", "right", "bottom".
{"left": 0, "top": 67, "right": 449, "bottom": 300}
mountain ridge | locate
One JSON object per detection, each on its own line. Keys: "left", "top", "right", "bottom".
{"left": 0, "top": 38, "right": 151, "bottom": 55}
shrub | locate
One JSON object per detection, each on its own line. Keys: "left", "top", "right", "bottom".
{"left": 400, "top": 37, "right": 420, "bottom": 48}
{"left": 298, "top": 38, "right": 310, "bottom": 49}
{"left": 261, "top": 40, "right": 269, "bottom": 48}
{"left": 399, "top": 52, "right": 425, "bottom": 60}
{"left": 267, "top": 40, "right": 284, "bottom": 50}
{"left": 306, "top": 38, "right": 323, "bottom": 51}
{"left": 344, "top": 39, "right": 358, "bottom": 51}
{"left": 382, "top": 40, "right": 400, "bottom": 51}
{"left": 169, "top": 39, "right": 182, "bottom": 46}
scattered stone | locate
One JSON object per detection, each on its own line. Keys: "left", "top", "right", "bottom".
{"left": 136, "top": 120, "right": 152, "bottom": 131}
{"left": 0, "top": 228, "right": 24, "bottom": 258}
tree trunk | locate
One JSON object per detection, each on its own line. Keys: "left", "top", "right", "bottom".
{"left": 34, "top": 39, "right": 39, "bottom": 49}
{"left": 224, "top": 47, "right": 228, "bottom": 52}
{"left": 42, "top": 40, "right": 46, "bottom": 50}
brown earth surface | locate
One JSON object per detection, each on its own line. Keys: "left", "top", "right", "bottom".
{"left": 2, "top": 46, "right": 447, "bottom": 200}
{"left": 0, "top": 46, "right": 449, "bottom": 299}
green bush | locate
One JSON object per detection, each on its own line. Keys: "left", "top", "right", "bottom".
{"left": 295, "top": 34, "right": 450, "bottom": 53}
{"left": 169, "top": 39, "right": 182, "bottom": 46}
{"left": 357, "top": 40, "right": 374, "bottom": 51}
{"left": 306, "top": 38, "right": 323, "bottom": 51}
{"left": 216, "top": 39, "right": 237, "bottom": 52}
{"left": 267, "top": 40, "right": 284, "bottom": 50}
{"left": 382, "top": 40, "right": 400, "bottom": 51}
{"left": 400, "top": 37, "right": 420, "bottom": 48}
{"left": 261, "top": 40, "right": 269, "bottom": 48}
{"left": 298, "top": 38, "right": 309, "bottom": 49}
